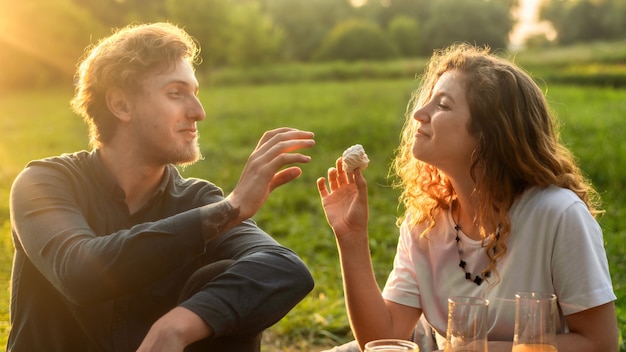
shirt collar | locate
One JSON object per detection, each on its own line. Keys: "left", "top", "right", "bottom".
{"left": 89, "top": 149, "right": 125, "bottom": 201}
{"left": 89, "top": 149, "right": 173, "bottom": 202}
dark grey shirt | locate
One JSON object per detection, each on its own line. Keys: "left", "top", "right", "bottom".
{"left": 8, "top": 150, "right": 313, "bottom": 352}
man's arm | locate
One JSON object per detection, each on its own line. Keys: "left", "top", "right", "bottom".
{"left": 181, "top": 219, "right": 314, "bottom": 337}
{"left": 136, "top": 307, "right": 210, "bottom": 352}
{"left": 10, "top": 163, "right": 213, "bottom": 304}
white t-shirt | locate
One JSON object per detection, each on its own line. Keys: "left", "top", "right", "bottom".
{"left": 382, "top": 185, "right": 616, "bottom": 342}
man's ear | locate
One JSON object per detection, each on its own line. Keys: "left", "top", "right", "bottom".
{"left": 105, "top": 87, "right": 132, "bottom": 122}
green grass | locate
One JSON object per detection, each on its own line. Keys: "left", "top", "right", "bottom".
{"left": 0, "top": 79, "right": 625, "bottom": 350}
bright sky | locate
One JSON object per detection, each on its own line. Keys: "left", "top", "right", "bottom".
{"left": 510, "top": 0, "right": 556, "bottom": 48}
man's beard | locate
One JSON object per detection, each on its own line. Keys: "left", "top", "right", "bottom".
{"left": 172, "top": 140, "right": 203, "bottom": 168}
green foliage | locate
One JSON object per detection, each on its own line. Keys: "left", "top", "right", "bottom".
{"left": 510, "top": 40, "right": 626, "bottom": 88}
{"left": 260, "top": 0, "right": 353, "bottom": 61}
{"left": 205, "top": 59, "right": 429, "bottom": 86}
{"left": 225, "top": 1, "right": 285, "bottom": 66}
{"left": 71, "top": 0, "right": 167, "bottom": 27}
{"left": 421, "top": 0, "right": 513, "bottom": 51}
{"left": 388, "top": 16, "right": 421, "bottom": 58}
{"left": 8, "top": 0, "right": 626, "bottom": 93}
{"left": 165, "top": 0, "right": 232, "bottom": 66}
{"left": 314, "top": 19, "right": 399, "bottom": 62}
{"left": 203, "top": 39, "right": 626, "bottom": 88}
{"left": 540, "top": 0, "right": 626, "bottom": 45}
{"left": 166, "top": 0, "right": 285, "bottom": 68}
{"left": 354, "top": 0, "right": 432, "bottom": 29}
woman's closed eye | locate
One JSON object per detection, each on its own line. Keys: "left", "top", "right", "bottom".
{"left": 168, "top": 90, "right": 182, "bottom": 98}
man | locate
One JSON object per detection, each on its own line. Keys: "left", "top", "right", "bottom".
{"left": 8, "top": 22, "right": 315, "bottom": 352}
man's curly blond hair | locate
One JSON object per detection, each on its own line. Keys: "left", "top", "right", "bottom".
{"left": 70, "top": 22, "right": 201, "bottom": 149}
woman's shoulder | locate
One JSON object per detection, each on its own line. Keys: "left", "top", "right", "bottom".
{"left": 515, "top": 185, "right": 582, "bottom": 210}
{"left": 511, "top": 185, "right": 589, "bottom": 223}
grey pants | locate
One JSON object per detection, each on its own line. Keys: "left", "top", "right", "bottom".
{"left": 179, "top": 259, "right": 262, "bottom": 352}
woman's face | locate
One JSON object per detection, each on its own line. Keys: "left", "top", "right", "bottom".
{"left": 411, "top": 70, "right": 479, "bottom": 177}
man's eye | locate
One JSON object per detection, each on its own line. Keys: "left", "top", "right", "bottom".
{"left": 169, "top": 91, "right": 181, "bottom": 97}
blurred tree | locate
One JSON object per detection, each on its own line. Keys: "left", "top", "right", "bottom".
{"left": 225, "top": 1, "right": 285, "bottom": 66}
{"left": 0, "top": 0, "right": 106, "bottom": 91}
{"left": 260, "top": 0, "right": 353, "bottom": 61}
{"left": 525, "top": 33, "right": 554, "bottom": 49}
{"left": 354, "top": 0, "right": 433, "bottom": 27}
{"left": 71, "top": 0, "right": 167, "bottom": 27}
{"left": 166, "top": 0, "right": 284, "bottom": 68}
{"left": 165, "top": 0, "right": 232, "bottom": 67}
{"left": 541, "top": 0, "right": 626, "bottom": 45}
{"left": 354, "top": 0, "right": 518, "bottom": 29}
{"left": 603, "top": 0, "right": 626, "bottom": 39}
{"left": 420, "top": 0, "right": 513, "bottom": 52}
{"left": 314, "top": 18, "right": 399, "bottom": 61}
{"left": 388, "top": 15, "right": 421, "bottom": 57}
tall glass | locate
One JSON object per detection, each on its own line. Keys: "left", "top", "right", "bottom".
{"left": 444, "top": 296, "right": 489, "bottom": 352}
{"left": 364, "top": 339, "right": 419, "bottom": 351}
{"left": 512, "top": 292, "right": 558, "bottom": 352}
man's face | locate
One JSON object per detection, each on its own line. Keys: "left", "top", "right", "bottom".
{"left": 127, "top": 58, "right": 206, "bottom": 166}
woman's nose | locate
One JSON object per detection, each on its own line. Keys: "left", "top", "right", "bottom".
{"left": 413, "top": 106, "right": 429, "bottom": 123}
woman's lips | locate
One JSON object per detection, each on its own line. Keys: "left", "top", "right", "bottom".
{"left": 416, "top": 128, "right": 430, "bottom": 137}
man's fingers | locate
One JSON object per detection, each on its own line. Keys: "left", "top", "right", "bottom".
{"left": 255, "top": 127, "right": 297, "bottom": 147}
{"left": 256, "top": 129, "right": 314, "bottom": 152}
{"left": 248, "top": 134, "right": 315, "bottom": 174}
{"left": 269, "top": 167, "right": 303, "bottom": 191}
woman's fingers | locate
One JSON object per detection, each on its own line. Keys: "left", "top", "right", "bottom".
{"left": 327, "top": 167, "right": 339, "bottom": 192}
{"left": 317, "top": 177, "right": 329, "bottom": 197}
{"left": 335, "top": 157, "right": 350, "bottom": 186}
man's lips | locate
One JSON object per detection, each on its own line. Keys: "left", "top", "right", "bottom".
{"left": 180, "top": 128, "right": 198, "bottom": 138}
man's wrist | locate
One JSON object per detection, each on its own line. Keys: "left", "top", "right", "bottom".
{"left": 199, "top": 200, "right": 241, "bottom": 243}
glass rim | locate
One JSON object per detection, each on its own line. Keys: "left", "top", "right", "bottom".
{"left": 447, "top": 296, "right": 489, "bottom": 306}
{"left": 515, "top": 291, "right": 557, "bottom": 300}
{"left": 364, "top": 339, "right": 418, "bottom": 348}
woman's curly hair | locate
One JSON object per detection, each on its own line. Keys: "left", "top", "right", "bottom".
{"left": 391, "top": 43, "right": 602, "bottom": 280}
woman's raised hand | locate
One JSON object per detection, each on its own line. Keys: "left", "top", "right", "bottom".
{"left": 317, "top": 157, "right": 369, "bottom": 239}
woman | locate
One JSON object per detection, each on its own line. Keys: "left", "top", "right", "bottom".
{"left": 317, "top": 43, "right": 618, "bottom": 351}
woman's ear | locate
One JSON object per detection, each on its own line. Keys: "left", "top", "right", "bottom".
{"left": 105, "top": 87, "right": 132, "bottom": 122}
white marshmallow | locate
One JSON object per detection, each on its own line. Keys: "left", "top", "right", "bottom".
{"left": 341, "top": 144, "right": 370, "bottom": 172}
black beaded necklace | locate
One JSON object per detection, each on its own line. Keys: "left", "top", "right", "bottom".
{"left": 453, "top": 207, "right": 500, "bottom": 285}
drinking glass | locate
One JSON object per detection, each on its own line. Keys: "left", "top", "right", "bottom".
{"left": 364, "top": 339, "right": 419, "bottom": 351}
{"left": 444, "top": 296, "right": 489, "bottom": 352}
{"left": 512, "top": 292, "right": 558, "bottom": 352}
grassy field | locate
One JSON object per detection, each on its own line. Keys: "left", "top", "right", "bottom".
{"left": 1, "top": 76, "right": 625, "bottom": 349}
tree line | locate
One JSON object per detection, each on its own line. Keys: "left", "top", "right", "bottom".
{"left": 2, "top": 0, "right": 625, "bottom": 91}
